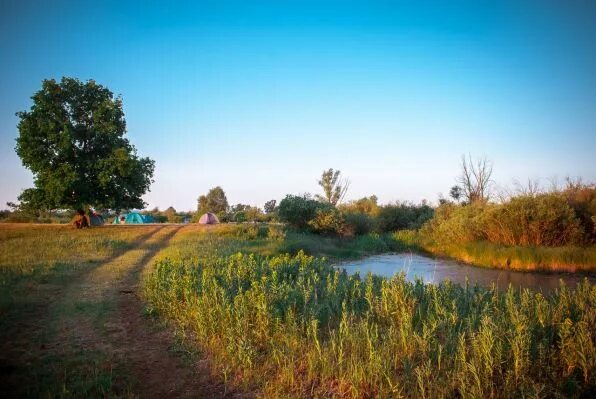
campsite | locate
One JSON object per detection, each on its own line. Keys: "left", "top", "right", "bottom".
{"left": 1, "top": 2, "right": 596, "bottom": 398}
{"left": 1, "top": 208, "right": 595, "bottom": 397}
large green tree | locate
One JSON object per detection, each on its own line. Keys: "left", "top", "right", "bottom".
{"left": 197, "top": 186, "right": 229, "bottom": 215}
{"left": 15, "top": 77, "right": 155, "bottom": 211}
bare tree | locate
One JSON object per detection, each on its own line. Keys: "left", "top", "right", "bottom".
{"left": 316, "top": 168, "right": 350, "bottom": 205}
{"left": 457, "top": 155, "right": 493, "bottom": 204}
{"left": 513, "top": 178, "right": 542, "bottom": 197}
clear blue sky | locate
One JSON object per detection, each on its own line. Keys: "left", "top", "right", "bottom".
{"left": 1, "top": 0, "right": 595, "bottom": 211}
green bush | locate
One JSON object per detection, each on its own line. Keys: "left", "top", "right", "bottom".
{"left": 421, "top": 203, "right": 484, "bottom": 245}
{"left": 278, "top": 194, "right": 330, "bottom": 230}
{"left": 423, "top": 194, "right": 584, "bottom": 247}
{"left": 481, "top": 194, "right": 582, "bottom": 246}
{"left": 234, "top": 211, "right": 247, "bottom": 223}
{"left": 339, "top": 196, "right": 380, "bottom": 216}
{"left": 344, "top": 212, "right": 375, "bottom": 235}
{"left": 377, "top": 202, "right": 434, "bottom": 233}
{"left": 561, "top": 182, "right": 596, "bottom": 243}
{"left": 216, "top": 211, "right": 230, "bottom": 223}
{"left": 308, "top": 207, "right": 346, "bottom": 236}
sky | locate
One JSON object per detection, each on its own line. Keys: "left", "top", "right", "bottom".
{"left": 1, "top": 0, "right": 595, "bottom": 211}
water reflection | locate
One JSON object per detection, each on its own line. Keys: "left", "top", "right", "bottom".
{"left": 337, "top": 253, "right": 595, "bottom": 293}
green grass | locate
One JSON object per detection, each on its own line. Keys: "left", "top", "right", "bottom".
{"left": 144, "top": 224, "right": 596, "bottom": 398}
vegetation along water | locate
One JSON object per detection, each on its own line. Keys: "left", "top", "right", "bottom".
{"left": 143, "top": 224, "right": 596, "bottom": 398}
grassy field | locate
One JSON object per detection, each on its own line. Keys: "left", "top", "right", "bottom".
{"left": 1, "top": 223, "right": 594, "bottom": 398}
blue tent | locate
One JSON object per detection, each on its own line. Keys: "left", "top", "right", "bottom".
{"left": 125, "top": 212, "right": 145, "bottom": 224}
{"left": 113, "top": 212, "right": 153, "bottom": 224}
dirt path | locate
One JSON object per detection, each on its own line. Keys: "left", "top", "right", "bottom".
{"left": 2, "top": 225, "right": 237, "bottom": 398}
{"left": 113, "top": 230, "right": 236, "bottom": 398}
{"left": 55, "top": 225, "right": 237, "bottom": 398}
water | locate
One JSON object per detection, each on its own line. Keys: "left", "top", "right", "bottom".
{"left": 337, "top": 253, "right": 595, "bottom": 292}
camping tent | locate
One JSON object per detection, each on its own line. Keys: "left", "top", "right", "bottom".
{"left": 125, "top": 212, "right": 147, "bottom": 224}
{"left": 113, "top": 212, "right": 153, "bottom": 224}
{"left": 198, "top": 212, "right": 219, "bottom": 225}
{"left": 89, "top": 214, "right": 104, "bottom": 226}
{"left": 140, "top": 214, "right": 154, "bottom": 223}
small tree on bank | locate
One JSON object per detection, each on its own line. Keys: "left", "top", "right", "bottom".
{"left": 15, "top": 77, "right": 155, "bottom": 212}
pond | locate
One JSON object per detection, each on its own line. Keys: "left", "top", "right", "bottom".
{"left": 337, "top": 253, "right": 595, "bottom": 293}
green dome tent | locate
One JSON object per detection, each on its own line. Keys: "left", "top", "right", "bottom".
{"left": 125, "top": 213, "right": 144, "bottom": 224}
{"left": 113, "top": 212, "right": 153, "bottom": 224}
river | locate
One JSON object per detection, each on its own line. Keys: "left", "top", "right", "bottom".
{"left": 337, "top": 253, "right": 595, "bottom": 292}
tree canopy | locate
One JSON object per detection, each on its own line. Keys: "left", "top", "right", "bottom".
{"left": 197, "top": 186, "right": 229, "bottom": 215}
{"left": 15, "top": 77, "right": 155, "bottom": 211}
{"left": 278, "top": 194, "right": 331, "bottom": 229}
{"left": 264, "top": 199, "right": 277, "bottom": 214}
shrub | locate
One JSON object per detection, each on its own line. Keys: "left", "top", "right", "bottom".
{"left": 339, "top": 196, "right": 380, "bottom": 216}
{"left": 344, "top": 212, "right": 375, "bottom": 235}
{"left": 308, "top": 207, "right": 346, "bottom": 236}
{"left": 1, "top": 214, "right": 35, "bottom": 223}
{"left": 421, "top": 203, "right": 485, "bottom": 245}
{"left": 234, "top": 211, "right": 247, "bottom": 223}
{"left": 377, "top": 202, "right": 434, "bottom": 232}
{"left": 278, "top": 194, "right": 330, "bottom": 230}
{"left": 216, "top": 211, "right": 230, "bottom": 223}
{"left": 560, "top": 182, "right": 596, "bottom": 243}
{"left": 423, "top": 194, "right": 584, "bottom": 247}
{"left": 150, "top": 214, "right": 168, "bottom": 223}
{"left": 481, "top": 194, "right": 582, "bottom": 246}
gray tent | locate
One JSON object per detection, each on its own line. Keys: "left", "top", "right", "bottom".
{"left": 89, "top": 214, "right": 105, "bottom": 226}
{"left": 198, "top": 212, "right": 219, "bottom": 225}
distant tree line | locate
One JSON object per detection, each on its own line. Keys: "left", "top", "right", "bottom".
{"left": 275, "top": 168, "right": 434, "bottom": 236}
{"left": 142, "top": 207, "right": 191, "bottom": 224}
{"left": 193, "top": 186, "right": 277, "bottom": 223}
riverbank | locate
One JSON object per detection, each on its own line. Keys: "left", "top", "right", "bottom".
{"left": 416, "top": 238, "right": 596, "bottom": 273}
{"left": 255, "top": 227, "right": 596, "bottom": 274}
